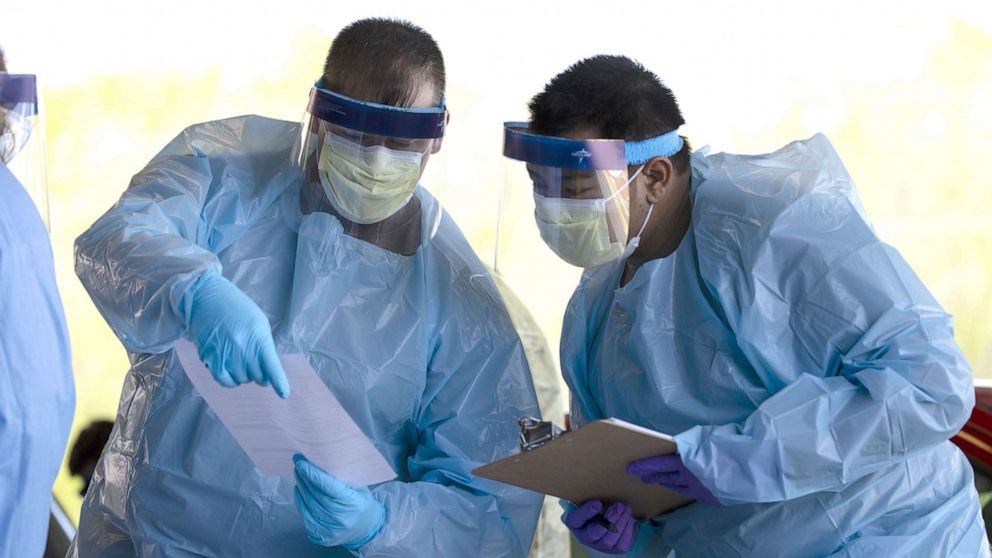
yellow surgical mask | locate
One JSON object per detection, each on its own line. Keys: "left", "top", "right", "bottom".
{"left": 532, "top": 165, "right": 646, "bottom": 268}
{"left": 317, "top": 132, "right": 425, "bottom": 224}
{"left": 533, "top": 194, "right": 625, "bottom": 268}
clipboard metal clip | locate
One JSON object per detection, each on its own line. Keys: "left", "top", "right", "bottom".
{"left": 518, "top": 417, "right": 563, "bottom": 452}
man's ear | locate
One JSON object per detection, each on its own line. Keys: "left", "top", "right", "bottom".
{"left": 641, "top": 156, "right": 675, "bottom": 204}
{"left": 431, "top": 111, "right": 451, "bottom": 154}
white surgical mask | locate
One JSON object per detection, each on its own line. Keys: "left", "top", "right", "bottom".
{"left": 317, "top": 132, "right": 424, "bottom": 224}
{"left": 533, "top": 165, "right": 645, "bottom": 268}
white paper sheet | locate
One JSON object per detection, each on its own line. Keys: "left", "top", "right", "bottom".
{"left": 175, "top": 339, "right": 396, "bottom": 486}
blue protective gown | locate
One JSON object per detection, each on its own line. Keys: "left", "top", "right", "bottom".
{"left": 69, "top": 116, "right": 542, "bottom": 557}
{"left": 563, "top": 135, "right": 989, "bottom": 557}
{"left": 0, "top": 163, "right": 75, "bottom": 558}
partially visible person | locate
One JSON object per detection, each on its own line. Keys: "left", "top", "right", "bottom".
{"left": 0, "top": 46, "right": 76, "bottom": 558}
{"left": 504, "top": 55, "right": 987, "bottom": 557}
{"left": 70, "top": 19, "right": 541, "bottom": 557}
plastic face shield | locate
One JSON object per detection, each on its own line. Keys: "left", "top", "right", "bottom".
{"left": 493, "top": 124, "right": 633, "bottom": 372}
{"left": 295, "top": 84, "right": 447, "bottom": 243}
{"left": 1, "top": 73, "right": 48, "bottom": 227}
{"left": 500, "top": 122, "right": 633, "bottom": 268}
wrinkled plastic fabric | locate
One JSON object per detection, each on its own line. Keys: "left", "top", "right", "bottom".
{"left": 562, "top": 134, "right": 989, "bottom": 557}
{"left": 0, "top": 163, "right": 74, "bottom": 558}
{"left": 70, "top": 115, "right": 543, "bottom": 557}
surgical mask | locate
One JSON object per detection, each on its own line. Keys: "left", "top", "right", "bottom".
{"left": 317, "top": 132, "right": 424, "bottom": 224}
{"left": 533, "top": 165, "right": 645, "bottom": 268}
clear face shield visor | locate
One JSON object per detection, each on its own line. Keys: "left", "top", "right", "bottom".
{"left": 500, "top": 123, "right": 637, "bottom": 269}
{"left": 1, "top": 73, "right": 48, "bottom": 227}
{"left": 294, "top": 84, "right": 447, "bottom": 242}
{"left": 499, "top": 123, "right": 686, "bottom": 269}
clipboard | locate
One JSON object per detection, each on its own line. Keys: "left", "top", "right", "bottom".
{"left": 472, "top": 418, "right": 694, "bottom": 518}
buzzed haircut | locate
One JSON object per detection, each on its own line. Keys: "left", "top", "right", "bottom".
{"left": 529, "top": 55, "right": 691, "bottom": 173}
{"left": 322, "top": 18, "right": 445, "bottom": 108}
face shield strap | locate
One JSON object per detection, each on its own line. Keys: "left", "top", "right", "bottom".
{"left": 624, "top": 129, "right": 684, "bottom": 165}
{"left": 503, "top": 122, "right": 627, "bottom": 171}
{"left": 307, "top": 84, "right": 445, "bottom": 140}
{"left": 0, "top": 74, "right": 39, "bottom": 113}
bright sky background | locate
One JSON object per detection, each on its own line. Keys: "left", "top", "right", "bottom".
{"left": 3, "top": 0, "right": 991, "bottom": 522}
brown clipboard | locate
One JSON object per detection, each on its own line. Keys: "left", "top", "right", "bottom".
{"left": 472, "top": 419, "right": 694, "bottom": 519}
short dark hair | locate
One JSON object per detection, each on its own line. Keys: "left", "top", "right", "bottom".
{"left": 529, "top": 55, "right": 691, "bottom": 173}
{"left": 322, "top": 18, "right": 445, "bottom": 108}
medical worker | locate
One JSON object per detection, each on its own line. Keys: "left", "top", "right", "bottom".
{"left": 71, "top": 19, "right": 541, "bottom": 557}
{"left": 503, "top": 55, "right": 988, "bottom": 556}
{"left": 0, "top": 50, "right": 76, "bottom": 558}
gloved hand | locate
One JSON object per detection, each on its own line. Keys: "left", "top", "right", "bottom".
{"left": 627, "top": 454, "right": 722, "bottom": 506}
{"left": 564, "top": 500, "right": 639, "bottom": 555}
{"left": 184, "top": 272, "right": 290, "bottom": 398}
{"left": 293, "top": 455, "right": 386, "bottom": 550}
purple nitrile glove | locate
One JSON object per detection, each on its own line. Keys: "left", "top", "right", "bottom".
{"left": 627, "top": 454, "right": 723, "bottom": 506}
{"left": 564, "top": 500, "right": 639, "bottom": 555}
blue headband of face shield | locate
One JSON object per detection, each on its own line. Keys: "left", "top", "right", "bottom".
{"left": 502, "top": 122, "right": 684, "bottom": 169}
{"left": 0, "top": 74, "right": 38, "bottom": 114}
{"left": 307, "top": 81, "right": 446, "bottom": 140}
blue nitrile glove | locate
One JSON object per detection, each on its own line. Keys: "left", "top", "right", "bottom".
{"left": 184, "top": 272, "right": 290, "bottom": 397}
{"left": 563, "top": 500, "right": 639, "bottom": 555}
{"left": 627, "top": 454, "right": 722, "bottom": 506}
{"left": 293, "top": 455, "right": 386, "bottom": 550}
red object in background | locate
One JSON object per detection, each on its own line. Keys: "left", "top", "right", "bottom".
{"left": 952, "top": 380, "right": 992, "bottom": 471}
